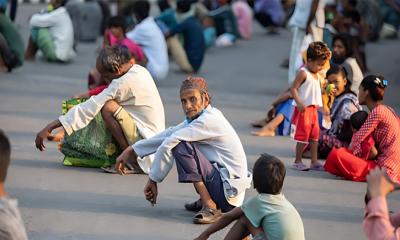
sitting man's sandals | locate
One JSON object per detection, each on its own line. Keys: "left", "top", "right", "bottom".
{"left": 184, "top": 199, "right": 203, "bottom": 212}
{"left": 101, "top": 160, "right": 145, "bottom": 175}
{"left": 193, "top": 207, "right": 222, "bottom": 224}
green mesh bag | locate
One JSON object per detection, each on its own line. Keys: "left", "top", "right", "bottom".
{"left": 60, "top": 98, "right": 121, "bottom": 168}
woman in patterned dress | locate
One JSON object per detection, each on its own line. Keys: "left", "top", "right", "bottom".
{"left": 324, "top": 75, "right": 400, "bottom": 182}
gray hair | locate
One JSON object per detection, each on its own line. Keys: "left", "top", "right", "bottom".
{"left": 97, "top": 46, "right": 132, "bottom": 73}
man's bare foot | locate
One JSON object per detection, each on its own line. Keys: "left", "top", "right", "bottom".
{"left": 250, "top": 118, "right": 267, "bottom": 128}
{"left": 47, "top": 130, "right": 65, "bottom": 142}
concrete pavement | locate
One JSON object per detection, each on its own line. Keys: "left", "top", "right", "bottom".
{"left": 1, "top": 3, "right": 400, "bottom": 240}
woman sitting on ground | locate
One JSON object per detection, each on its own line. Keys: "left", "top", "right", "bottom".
{"left": 317, "top": 65, "right": 362, "bottom": 158}
{"left": 324, "top": 75, "right": 400, "bottom": 183}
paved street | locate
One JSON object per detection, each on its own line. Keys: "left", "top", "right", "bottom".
{"left": 0, "top": 3, "right": 400, "bottom": 240}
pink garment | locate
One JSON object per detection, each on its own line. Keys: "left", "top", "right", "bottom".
{"left": 351, "top": 105, "right": 400, "bottom": 182}
{"left": 363, "top": 196, "right": 400, "bottom": 239}
{"left": 108, "top": 32, "right": 145, "bottom": 62}
{"left": 232, "top": 1, "right": 253, "bottom": 39}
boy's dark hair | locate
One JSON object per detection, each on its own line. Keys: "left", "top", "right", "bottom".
{"left": 98, "top": 46, "right": 132, "bottom": 73}
{"left": 253, "top": 153, "right": 286, "bottom": 195}
{"left": 0, "top": 130, "right": 11, "bottom": 182}
{"left": 133, "top": 1, "right": 150, "bottom": 21}
{"left": 350, "top": 111, "right": 369, "bottom": 130}
{"left": 360, "top": 75, "right": 387, "bottom": 102}
{"left": 158, "top": 0, "right": 170, "bottom": 12}
{"left": 108, "top": 16, "right": 127, "bottom": 33}
{"left": 332, "top": 33, "right": 353, "bottom": 59}
{"left": 307, "top": 41, "right": 331, "bottom": 62}
{"left": 176, "top": 0, "right": 192, "bottom": 13}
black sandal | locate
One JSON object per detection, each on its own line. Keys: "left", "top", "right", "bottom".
{"left": 193, "top": 207, "right": 222, "bottom": 224}
{"left": 184, "top": 199, "right": 203, "bottom": 212}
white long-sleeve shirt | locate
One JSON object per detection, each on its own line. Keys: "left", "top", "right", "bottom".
{"left": 133, "top": 105, "right": 252, "bottom": 206}
{"left": 29, "top": 7, "right": 75, "bottom": 61}
{"left": 59, "top": 64, "right": 165, "bottom": 173}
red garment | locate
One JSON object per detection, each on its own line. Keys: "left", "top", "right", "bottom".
{"left": 324, "top": 147, "right": 376, "bottom": 182}
{"left": 360, "top": 134, "right": 375, "bottom": 160}
{"left": 87, "top": 85, "right": 108, "bottom": 96}
{"left": 291, "top": 105, "right": 320, "bottom": 143}
{"left": 351, "top": 105, "right": 400, "bottom": 182}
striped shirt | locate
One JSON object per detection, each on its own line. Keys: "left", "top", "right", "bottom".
{"left": 351, "top": 105, "right": 400, "bottom": 182}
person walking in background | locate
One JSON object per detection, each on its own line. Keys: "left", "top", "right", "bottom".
{"left": 253, "top": 0, "right": 285, "bottom": 34}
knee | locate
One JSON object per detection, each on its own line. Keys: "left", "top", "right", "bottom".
{"left": 101, "top": 100, "right": 119, "bottom": 119}
{"left": 172, "top": 141, "right": 191, "bottom": 157}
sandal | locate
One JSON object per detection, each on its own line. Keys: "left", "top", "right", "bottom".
{"left": 101, "top": 163, "right": 145, "bottom": 175}
{"left": 184, "top": 199, "right": 202, "bottom": 212}
{"left": 310, "top": 161, "right": 325, "bottom": 171}
{"left": 292, "top": 162, "right": 310, "bottom": 171}
{"left": 193, "top": 207, "right": 222, "bottom": 224}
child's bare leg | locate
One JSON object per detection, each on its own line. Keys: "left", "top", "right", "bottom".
{"left": 251, "top": 114, "right": 284, "bottom": 136}
{"left": 309, "top": 140, "right": 318, "bottom": 165}
{"left": 193, "top": 181, "right": 217, "bottom": 209}
{"left": 224, "top": 215, "right": 263, "bottom": 240}
{"left": 295, "top": 142, "right": 306, "bottom": 164}
{"left": 224, "top": 215, "right": 250, "bottom": 240}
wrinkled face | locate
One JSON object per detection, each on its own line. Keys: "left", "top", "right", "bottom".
{"left": 327, "top": 73, "right": 347, "bottom": 96}
{"left": 358, "top": 85, "right": 368, "bottom": 105}
{"left": 307, "top": 58, "right": 326, "bottom": 73}
{"left": 332, "top": 39, "right": 346, "bottom": 63}
{"left": 180, "top": 89, "right": 208, "bottom": 120}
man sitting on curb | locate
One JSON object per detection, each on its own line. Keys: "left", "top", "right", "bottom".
{"left": 35, "top": 46, "right": 165, "bottom": 174}
{"left": 116, "top": 77, "right": 252, "bottom": 224}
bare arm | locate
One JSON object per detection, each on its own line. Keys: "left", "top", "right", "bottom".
{"left": 367, "top": 146, "right": 378, "bottom": 160}
{"left": 194, "top": 207, "right": 244, "bottom": 240}
{"left": 290, "top": 70, "right": 307, "bottom": 112}
{"left": 306, "top": 0, "right": 320, "bottom": 34}
{"left": 271, "top": 88, "right": 291, "bottom": 107}
{"left": 35, "top": 119, "right": 63, "bottom": 151}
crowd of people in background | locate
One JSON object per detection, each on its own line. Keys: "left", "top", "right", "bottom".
{"left": 0, "top": 0, "right": 399, "bottom": 239}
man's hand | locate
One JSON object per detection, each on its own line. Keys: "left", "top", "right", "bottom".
{"left": 35, "top": 127, "right": 51, "bottom": 151}
{"left": 366, "top": 167, "right": 396, "bottom": 200}
{"left": 115, "top": 146, "right": 136, "bottom": 175}
{"left": 144, "top": 178, "right": 158, "bottom": 206}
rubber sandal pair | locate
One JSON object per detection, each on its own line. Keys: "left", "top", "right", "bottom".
{"left": 184, "top": 199, "right": 203, "bottom": 212}
{"left": 310, "top": 161, "right": 325, "bottom": 171}
{"left": 292, "top": 162, "right": 310, "bottom": 171}
{"left": 101, "top": 163, "right": 145, "bottom": 174}
{"left": 193, "top": 207, "right": 222, "bottom": 224}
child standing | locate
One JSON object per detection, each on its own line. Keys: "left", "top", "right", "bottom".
{"left": 194, "top": 153, "right": 305, "bottom": 240}
{"left": 291, "top": 41, "right": 331, "bottom": 171}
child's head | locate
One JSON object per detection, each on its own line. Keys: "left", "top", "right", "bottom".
{"left": 306, "top": 41, "right": 331, "bottom": 73}
{"left": 326, "top": 65, "right": 352, "bottom": 96}
{"left": 253, "top": 153, "right": 286, "bottom": 195}
{"left": 176, "top": 0, "right": 192, "bottom": 13}
{"left": 158, "top": 0, "right": 171, "bottom": 12}
{"left": 0, "top": 130, "right": 11, "bottom": 183}
{"left": 133, "top": 1, "right": 150, "bottom": 22}
{"left": 350, "top": 111, "right": 368, "bottom": 132}
{"left": 108, "top": 16, "right": 127, "bottom": 38}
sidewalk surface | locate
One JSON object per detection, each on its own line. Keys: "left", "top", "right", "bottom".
{"left": 0, "top": 4, "right": 399, "bottom": 240}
